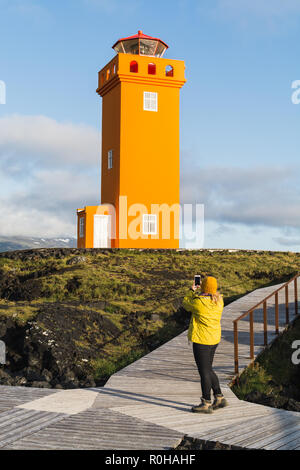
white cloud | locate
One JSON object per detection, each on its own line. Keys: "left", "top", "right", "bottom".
{"left": 0, "top": 115, "right": 100, "bottom": 167}
{"left": 181, "top": 166, "right": 300, "bottom": 228}
{"left": 196, "top": 220, "right": 300, "bottom": 251}
{"left": 1, "top": 113, "right": 300, "bottom": 242}
{"left": 5, "top": 168, "right": 99, "bottom": 210}
{"left": 0, "top": 114, "right": 101, "bottom": 238}
{"left": 0, "top": 203, "right": 76, "bottom": 238}
{"left": 274, "top": 237, "right": 300, "bottom": 247}
{"left": 0, "top": 166, "right": 100, "bottom": 237}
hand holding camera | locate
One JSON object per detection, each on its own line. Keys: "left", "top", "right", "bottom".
{"left": 192, "top": 275, "right": 201, "bottom": 291}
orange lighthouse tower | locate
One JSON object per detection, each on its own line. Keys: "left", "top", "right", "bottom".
{"left": 77, "top": 31, "right": 186, "bottom": 248}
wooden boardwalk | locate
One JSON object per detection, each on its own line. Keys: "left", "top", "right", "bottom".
{"left": 0, "top": 281, "right": 299, "bottom": 450}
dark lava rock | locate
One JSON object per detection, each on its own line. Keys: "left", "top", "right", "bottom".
{"left": 25, "top": 368, "right": 45, "bottom": 382}
{"left": 0, "top": 368, "right": 14, "bottom": 385}
{"left": 284, "top": 378, "right": 300, "bottom": 401}
{"left": 66, "top": 256, "right": 87, "bottom": 265}
{"left": 0, "top": 269, "right": 42, "bottom": 301}
{"left": 245, "top": 390, "right": 300, "bottom": 412}
{"left": 175, "top": 436, "right": 247, "bottom": 451}
{"left": 31, "top": 381, "right": 50, "bottom": 388}
{"left": 66, "top": 276, "right": 81, "bottom": 293}
{"left": 0, "top": 300, "right": 118, "bottom": 389}
{"left": 10, "top": 279, "right": 42, "bottom": 301}
{"left": 284, "top": 399, "right": 300, "bottom": 412}
{"left": 173, "top": 306, "right": 190, "bottom": 327}
{"left": 15, "top": 376, "right": 27, "bottom": 386}
{"left": 41, "top": 369, "right": 53, "bottom": 382}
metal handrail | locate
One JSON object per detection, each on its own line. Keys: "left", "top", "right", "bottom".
{"left": 233, "top": 273, "right": 299, "bottom": 375}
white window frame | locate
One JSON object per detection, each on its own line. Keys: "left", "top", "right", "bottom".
{"left": 79, "top": 217, "right": 85, "bottom": 238}
{"left": 143, "top": 92, "right": 158, "bottom": 112}
{"left": 108, "top": 149, "right": 113, "bottom": 169}
{"left": 142, "top": 214, "right": 157, "bottom": 235}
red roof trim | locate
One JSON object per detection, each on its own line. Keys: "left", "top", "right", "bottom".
{"left": 112, "top": 30, "right": 169, "bottom": 50}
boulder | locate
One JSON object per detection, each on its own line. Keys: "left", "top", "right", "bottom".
{"left": 66, "top": 256, "right": 87, "bottom": 265}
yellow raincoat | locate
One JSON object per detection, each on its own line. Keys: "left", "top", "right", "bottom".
{"left": 183, "top": 290, "right": 224, "bottom": 345}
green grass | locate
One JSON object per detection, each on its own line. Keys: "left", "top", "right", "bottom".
{"left": 3, "top": 249, "right": 300, "bottom": 307}
{"left": 92, "top": 349, "right": 146, "bottom": 381}
{"left": 1, "top": 248, "right": 300, "bottom": 382}
{"left": 232, "top": 316, "right": 300, "bottom": 401}
{"left": 0, "top": 299, "right": 40, "bottom": 325}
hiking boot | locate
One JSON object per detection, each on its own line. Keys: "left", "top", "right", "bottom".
{"left": 191, "top": 398, "right": 213, "bottom": 414}
{"left": 212, "top": 394, "right": 228, "bottom": 410}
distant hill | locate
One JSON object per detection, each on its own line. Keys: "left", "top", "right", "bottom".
{"left": 0, "top": 236, "right": 76, "bottom": 252}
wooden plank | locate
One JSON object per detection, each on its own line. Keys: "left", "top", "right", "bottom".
{"left": 213, "top": 415, "right": 299, "bottom": 447}
{"left": 236, "top": 422, "right": 300, "bottom": 449}
{"left": 0, "top": 410, "right": 67, "bottom": 448}
{"left": 5, "top": 409, "right": 183, "bottom": 450}
{"left": 195, "top": 414, "right": 298, "bottom": 442}
{"left": 266, "top": 430, "right": 300, "bottom": 450}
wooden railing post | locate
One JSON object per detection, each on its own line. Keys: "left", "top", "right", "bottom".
{"left": 232, "top": 274, "right": 299, "bottom": 377}
{"left": 249, "top": 310, "right": 254, "bottom": 360}
{"left": 295, "top": 277, "right": 298, "bottom": 315}
{"left": 234, "top": 321, "right": 239, "bottom": 375}
{"left": 285, "top": 285, "right": 289, "bottom": 324}
{"left": 275, "top": 292, "right": 279, "bottom": 334}
{"left": 263, "top": 301, "right": 268, "bottom": 346}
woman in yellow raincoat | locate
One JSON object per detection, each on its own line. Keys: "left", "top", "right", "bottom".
{"left": 183, "top": 276, "right": 228, "bottom": 413}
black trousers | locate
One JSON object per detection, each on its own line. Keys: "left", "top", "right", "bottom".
{"left": 192, "top": 342, "right": 222, "bottom": 401}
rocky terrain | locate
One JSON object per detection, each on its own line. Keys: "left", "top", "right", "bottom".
{"left": 0, "top": 247, "right": 299, "bottom": 391}
{"left": 0, "top": 302, "right": 119, "bottom": 388}
{"left": 175, "top": 436, "right": 247, "bottom": 450}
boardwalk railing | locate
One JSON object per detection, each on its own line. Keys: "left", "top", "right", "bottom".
{"left": 233, "top": 273, "right": 299, "bottom": 375}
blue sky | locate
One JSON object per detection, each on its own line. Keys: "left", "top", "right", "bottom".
{"left": 0, "top": 0, "right": 300, "bottom": 250}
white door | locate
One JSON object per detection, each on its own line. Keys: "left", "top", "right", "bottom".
{"left": 93, "top": 215, "right": 111, "bottom": 248}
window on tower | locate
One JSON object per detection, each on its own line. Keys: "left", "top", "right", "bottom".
{"left": 130, "top": 61, "right": 138, "bottom": 73}
{"left": 108, "top": 150, "right": 113, "bottom": 169}
{"left": 148, "top": 63, "right": 156, "bottom": 75}
{"left": 142, "top": 214, "right": 157, "bottom": 235}
{"left": 143, "top": 92, "right": 158, "bottom": 112}
{"left": 166, "top": 65, "right": 174, "bottom": 77}
{"left": 79, "top": 217, "right": 85, "bottom": 238}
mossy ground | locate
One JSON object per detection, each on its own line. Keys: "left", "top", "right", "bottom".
{"left": 0, "top": 248, "right": 300, "bottom": 382}
{"left": 232, "top": 315, "right": 300, "bottom": 403}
